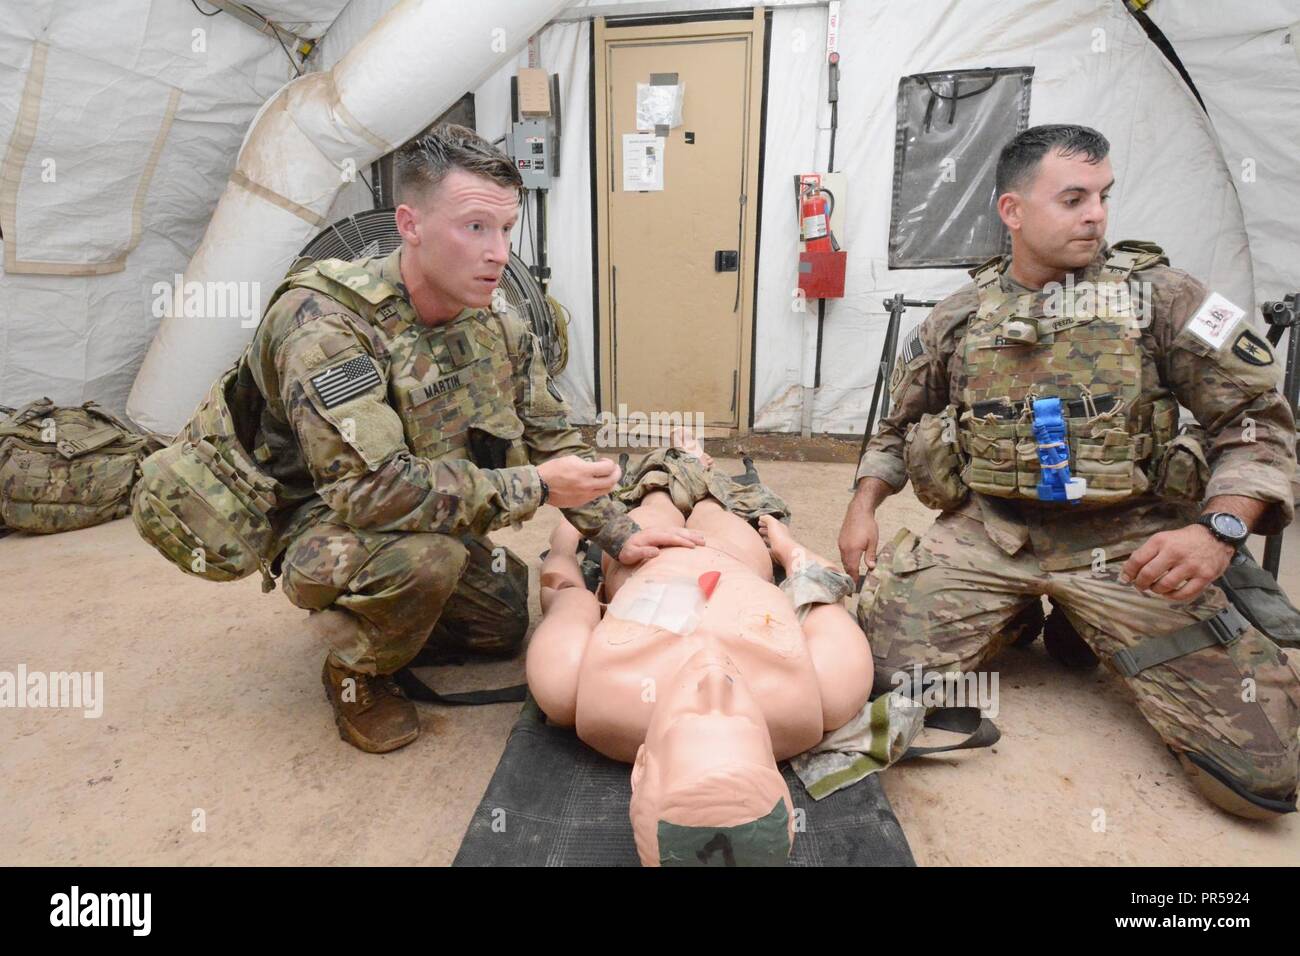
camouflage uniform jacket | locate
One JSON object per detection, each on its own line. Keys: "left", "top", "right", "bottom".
{"left": 857, "top": 244, "right": 1296, "bottom": 571}
{"left": 245, "top": 248, "right": 638, "bottom": 556}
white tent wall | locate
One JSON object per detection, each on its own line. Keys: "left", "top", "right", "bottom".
{"left": 753, "top": 4, "right": 831, "bottom": 431}
{"left": 472, "top": 22, "right": 600, "bottom": 422}
{"left": 313, "top": 0, "right": 404, "bottom": 224}
{"left": 1146, "top": 0, "right": 1300, "bottom": 305}
{"left": 0, "top": 1, "right": 295, "bottom": 415}
{"left": 231, "top": 0, "right": 353, "bottom": 38}
{"left": 756, "top": 0, "right": 1256, "bottom": 434}
{"left": 3, "top": 0, "right": 1284, "bottom": 434}
{"left": 125, "top": 0, "right": 571, "bottom": 435}
{"left": 314, "top": 0, "right": 620, "bottom": 424}
{"left": 308, "top": 0, "right": 1261, "bottom": 436}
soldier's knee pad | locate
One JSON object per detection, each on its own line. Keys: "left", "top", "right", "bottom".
{"left": 501, "top": 601, "right": 531, "bottom": 647}
{"left": 488, "top": 550, "right": 531, "bottom": 653}
{"left": 1176, "top": 750, "right": 1298, "bottom": 820}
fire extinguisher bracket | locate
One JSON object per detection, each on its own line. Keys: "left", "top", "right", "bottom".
{"left": 798, "top": 249, "right": 847, "bottom": 300}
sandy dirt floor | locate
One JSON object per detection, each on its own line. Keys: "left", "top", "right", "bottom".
{"left": 2, "top": 456, "right": 1297, "bottom": 865}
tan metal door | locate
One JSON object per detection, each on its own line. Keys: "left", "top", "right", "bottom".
{"left": 595, "top": 12, "right": 765, "bottom": 433}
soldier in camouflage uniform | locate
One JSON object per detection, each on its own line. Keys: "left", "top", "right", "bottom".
{"left": 840, "top": 125, "right": 1300, "bottom": 819}
{"left": 244, "top": 125, "right": 701, "bottom": 753}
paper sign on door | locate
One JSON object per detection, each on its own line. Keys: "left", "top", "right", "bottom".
{"left": 622, "top": 133, "right": 665, "bottom": 191}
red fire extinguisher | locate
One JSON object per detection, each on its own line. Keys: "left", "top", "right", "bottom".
{"left": 800, "top": 185, "right": 834, "bottom": 253}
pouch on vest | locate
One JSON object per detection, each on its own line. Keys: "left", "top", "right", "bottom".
{"left": 131, "top": 362, "right": 286, "bottom": 591}
{"left": 1150, "top": 427, "right": 1209, "bottom": 504}
{"left": 466, "top": 410, "right": 529, "bottom": 470}
{"left": 903, "top": 405, "right": 968, "bottom": 511}
{"left": 1218, "top": 552, "right": 1300, "bottom": 649}
{"left": 1070, "top": 418, "right": 1145, "bottom": 502}
{"left": 0, "top": 398, "right": 161, "bottom": 534}
{"left": 958, "top": 410, "right": 1018, "bottom": 497}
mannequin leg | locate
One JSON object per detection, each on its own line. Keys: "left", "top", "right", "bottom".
{"left": 685, "top": 499, "right": 772, "bottom": 579}
{"left": 803, "top": 603, "right": 874, "bottom": 731}
{"left": 602, "top": 491, "right": 686, "bottom": 597}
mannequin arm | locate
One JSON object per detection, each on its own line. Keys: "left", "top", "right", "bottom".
{"left": 525, "top": 586, "right": 600, "bottom": 727}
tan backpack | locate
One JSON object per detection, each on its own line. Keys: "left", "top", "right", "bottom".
{"left": 0, "top": 398, "right": 162, "bottom": 533}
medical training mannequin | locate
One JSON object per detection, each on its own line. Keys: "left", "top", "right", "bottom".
{"left": 526, "top": 488, "right": 873, "bottom": 866}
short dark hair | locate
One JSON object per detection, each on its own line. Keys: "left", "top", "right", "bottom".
{"left": 394, "top": 123, "right": 523, "bottom": 206}
{"left": 995, "top": 124, "right": 1110, "bottom": 195}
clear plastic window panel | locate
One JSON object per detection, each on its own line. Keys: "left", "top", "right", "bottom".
{"left": 888, "top": 67, "right": 1034, "bottom": 269}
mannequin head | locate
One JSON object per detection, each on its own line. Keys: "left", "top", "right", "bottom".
{"left": 629, "top": 648, "right": 794, "bottom": 866}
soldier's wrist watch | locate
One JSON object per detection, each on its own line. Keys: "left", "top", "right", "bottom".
{"left": 1196, "top": 511, "right": 1248, "bottom": 549}
{"left": 538, "top": 475, "right": 550, "bottom": 507}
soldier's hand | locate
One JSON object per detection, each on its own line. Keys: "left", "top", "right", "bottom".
{"left": 838, "top": 499, "right": 880, "bottom": 586}
{"left": 1119, "top": 525, "right": 1235, "bottom": 601}
{"left": 616, "top": 527, "right": 706, "bottom": 566}
{"left": 536, "top": 456, "right": 622, "bottom": 508}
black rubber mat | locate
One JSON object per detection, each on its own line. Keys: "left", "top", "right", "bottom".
{"left": 454, "top": 699, "right": 915, "bottom": 867}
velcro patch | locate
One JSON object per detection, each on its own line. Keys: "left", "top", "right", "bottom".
{"left": 409, "top": 370, "right": 471, "bottom": 407}
{"left": 1232, "top": 328, "right": 1274, "bottom": 366}
{"left": 444, "top": 328, "right": 476, "bottom": 368}
{"left": 310, "top": 355, "right": 383, "bottom": 409}
{"left": 1186, "top": 292, "right": 1244, "bottom": 350}
{"left": 899, "top": 327, "right": 925, "bottom": 364}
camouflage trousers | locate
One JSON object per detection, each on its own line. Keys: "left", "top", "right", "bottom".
{"left": 858, "top": 510, "right": 1300, "bottom": 811}
{"left": 279, "top": 504, "right": 529, "bottom": 675}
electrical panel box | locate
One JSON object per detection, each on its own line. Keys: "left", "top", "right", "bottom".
{"left": 510, "top": 119, "right": 555, "bottom": 189}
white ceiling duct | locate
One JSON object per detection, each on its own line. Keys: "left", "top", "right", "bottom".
{"left": 127, "top": 0, "right": 572, "bottom": 436}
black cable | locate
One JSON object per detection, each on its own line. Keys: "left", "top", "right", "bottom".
{"left": 268, "top": 20, "right": 303, "bottom": 76}
{"left": 828, "top": 101, "right": 838, "bottom": 173}
{"left": 515, "top": 192, "right": 528, "bottom": 258}
{"left": 528, "top": 190, "right": 538, "bottom": 266}
{"left": 231, "top": 2, "right": 303, "bottom": 77}
{"left": 1124, "top": 2, "right": 1208, "bottom": 114}
{"left": 918, "top": 74, "right": 997, "bottom": 101}
{"left": 356, "top": 166, "right": 379, "bottom": 207}
{"left": 191, "top": 0, "right": 222, "bottom": 15}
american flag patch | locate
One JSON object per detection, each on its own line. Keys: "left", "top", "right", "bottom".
{"left": 899, "top": 327, "right": 925, "bottom": 364}
{"left": 310, "top": 355, "right": 383, "bottom": 409}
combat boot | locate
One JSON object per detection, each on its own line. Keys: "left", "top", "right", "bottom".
{"left": 1043, "top": 604, "right": 1099, "bottom": 670}
{"left": 321, "top": 655, "right": 420, "bottom": 753}
{"left": 1006, "top": 599, "right": 1046, "bottom": 648}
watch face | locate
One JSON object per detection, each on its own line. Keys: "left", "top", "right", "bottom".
{"left": 1211, "top": 513, "right": 1247, "bottom": 541}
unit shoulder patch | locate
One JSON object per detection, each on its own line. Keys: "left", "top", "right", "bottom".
{"left": 1232, "top": 328, "right": 1274, "bottom": 367}
{"left": 1185, "top": 291, "right": 1245, "bottom": 350}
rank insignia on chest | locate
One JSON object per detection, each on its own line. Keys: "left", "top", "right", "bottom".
{"left": 409, "top": 370, "right": 470, "bottom": 407}
{"left": 444, "top": 329, "right": 476, "bottom": 368}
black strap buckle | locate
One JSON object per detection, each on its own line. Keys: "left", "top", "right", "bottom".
{"left": 1206, "top": 605, "right": 1248, "bottom": 646}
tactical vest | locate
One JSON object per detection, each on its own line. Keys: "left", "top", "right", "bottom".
{"left": 133, "top": 256, "right": 536, "bottom": 590}
{"left": 268, "top": 257, "right": 531, "bottom": 470}
{"left": 958, "top": 241, "right": 1180, "bottom": 506}
{"left": 1, "top": 398, "right": 162, "bottom": 533}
